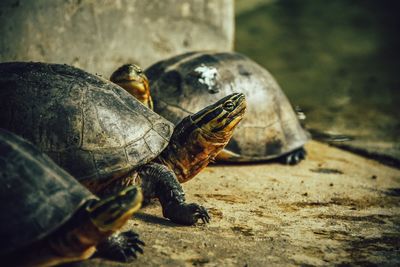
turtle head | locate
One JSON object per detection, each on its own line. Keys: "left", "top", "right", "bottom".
{"left": 191, "top": 93, "right": 246, "bottom": 139}
{"left": 88, "top": 186, "right": 143, "bottom": 231}
{"left": 110, "top": 64, "right": 153, "bottom": 109}
{"left": 157, "top": 93, "right": 246, "bottom": 183}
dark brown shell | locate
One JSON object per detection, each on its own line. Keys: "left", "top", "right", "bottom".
{"left": 146, "top": 51, "right": 309, "bottom": 161}
{"left": 0, "top": 129, "right": 95, "bottom": 256}
{"left": 0, "top": 62, "right": 174, "bottom": 180}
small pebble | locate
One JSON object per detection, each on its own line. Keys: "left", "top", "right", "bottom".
{"left": 371, "top": 175, "right": 377, "bottom": 179}
{"left": 329, "top": 183, "right": 334, "bottom": 186}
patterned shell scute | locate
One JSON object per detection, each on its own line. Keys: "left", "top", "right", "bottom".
{"left": 0, "top": 62, "right": 174, "bottom": 181}
{"left": 51, "top": 148, "right": 98, "bottom": 180}
{"left": 146, "top": 52, "right": 309, "bottom": 161}
{"left": 0, "top": 129, "right": 94, "bottom": 256}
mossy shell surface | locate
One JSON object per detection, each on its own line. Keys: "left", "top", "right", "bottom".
{"left": 0, "top": 129, "right": 95, "bottom": 256}
{"left": 146, "top": 51, "right": 309, "bottom": 161}
{"left": 0, "top": 62, "right": 174, "bottom": 180}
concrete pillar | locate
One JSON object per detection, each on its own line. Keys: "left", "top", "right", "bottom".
{"left": 0, "top": 0, "right": 234, "bottom": 76}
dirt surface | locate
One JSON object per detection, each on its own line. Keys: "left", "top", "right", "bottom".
{"left": 69, "top": 141, "right": 400, "bottom": 266}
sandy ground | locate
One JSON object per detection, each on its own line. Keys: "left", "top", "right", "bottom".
{"left": 70, "top": 141, "right": 400, "bottom": 267}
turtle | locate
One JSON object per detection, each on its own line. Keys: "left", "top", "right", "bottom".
{"left": 110, "top": 64, "right": 153, "bottom": 109}
{"left": 113, "top": 51, "right": 309, "bottom": 164}
{"left": 0, "top": 129, "right": 144, "bottom": 266}
{"left": 0, "top": 62, "right": 246, "bottom": 225}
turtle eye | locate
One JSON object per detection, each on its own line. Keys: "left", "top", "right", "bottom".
{"left": 134, "top": 65, "right": 143, "bottom": 74}
{"left": 223, "top": 100, "right": 235, "bottom": 111}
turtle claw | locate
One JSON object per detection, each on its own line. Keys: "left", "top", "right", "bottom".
{"left": 195, "top": 205, "right": 211, "bottom": 224}
{"left": 283, "top": 148, "right": 306, "bottom": 165}
{"left": 163, "top": 202, "right": 211, "bottom": 225}
{"left": 95, "top": 230, "right": 144, "bottom": 262}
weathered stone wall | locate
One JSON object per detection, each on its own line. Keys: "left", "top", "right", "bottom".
{"left": 0, "top": 0, "right": 233, "bottom": 76}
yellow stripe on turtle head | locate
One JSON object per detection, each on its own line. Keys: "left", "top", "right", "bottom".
{"left": 191, "top": 93, "right": 246, "bottom": 136}
{"left": 88, "top": 186, "right": 143, "bottom": 231}
{"left": 110, "top": 64, "right": 153, "bottom": 109}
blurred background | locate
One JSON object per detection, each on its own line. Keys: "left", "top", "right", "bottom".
{"left": 235, "top": 0, "right": 400, "bottom": 166}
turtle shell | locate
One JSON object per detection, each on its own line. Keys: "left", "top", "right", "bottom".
{"left": 146, "top": 51, "right": 310, "bottom": 161}
{"left": 0, "top": 62, "right": 174, "bottom": 180}
{"left": 0, "top": 129, "right": 95, "bottom": 256}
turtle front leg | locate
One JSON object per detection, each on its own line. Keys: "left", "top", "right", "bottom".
{"left": 138, "top": 162, "right": 210, "bottom": 225}
{"left": 95, "top": 231, "right": 144, "bottom": 262}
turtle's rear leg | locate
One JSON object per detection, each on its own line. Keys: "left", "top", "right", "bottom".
{"left": 138, "top": 162, "right": 210, "bottom": 225}
{"left": 280, "top": 147, "right": 306, "bottom": 165}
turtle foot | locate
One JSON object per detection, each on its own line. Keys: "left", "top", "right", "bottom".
{"left": 95, "top": 231, "right": 144, "bottom": 262}
{"left": 283, "top": 148, "right": 306, "bottom": 165}
{"left": 163, "top": 202, "right": 210, "bottom": 225}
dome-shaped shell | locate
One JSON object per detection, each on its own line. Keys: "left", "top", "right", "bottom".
{"left": 0, "top": 129, "right": 95, "bottom": 256}
{"left": 0, "top": 62, "right": 174, "bottom": 180}
{"left": 146, "top": 51, "right": 309, "bottom": 161}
